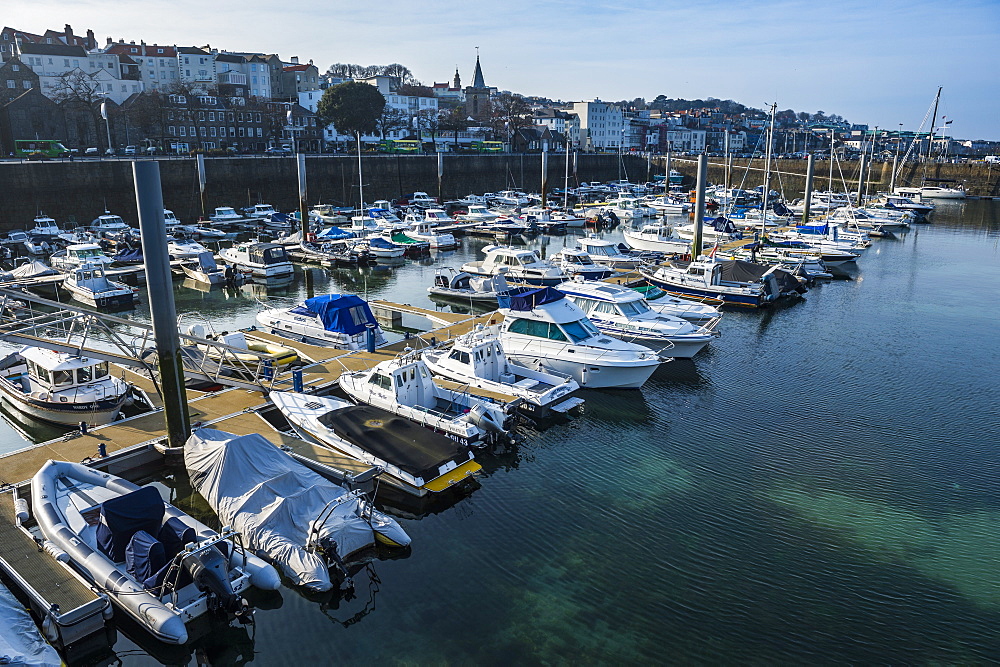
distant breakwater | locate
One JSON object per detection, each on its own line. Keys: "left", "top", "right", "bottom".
{"left": 2, "top": 154, "right": 997, "bottom": 231}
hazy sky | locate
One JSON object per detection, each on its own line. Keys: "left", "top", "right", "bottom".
{"left": 9, "top": 0, "right": 1000, "bottom": 139}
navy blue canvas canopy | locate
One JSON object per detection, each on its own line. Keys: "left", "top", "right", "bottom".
{"left": 368, "top": 237, "right": 395, "bottom": 249}
{"left": 96, "top": 485, "right": 165, "bottom": 562}
{"left": 316, "top": 226, "right": 354, "bottom": 240}
{"left": 301, "top": 294, "right": 376, "bottom": 334}
{"left": 712, "top": 217, "right": 737, "bottom": 233}
{"left": 772, "top": 201, "right": 791, "bottom": 217}
{"left": 498, "top": 287, "right": 564, "bottom": 311}
{"left": 795, "top": 224, "right": 829, "bottom": 235}
{"left": 114, "top": 247, "right": 144, "bottom": 263}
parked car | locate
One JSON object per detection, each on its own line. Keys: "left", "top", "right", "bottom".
{"left": 124, "top": 145, "right": 137, "bottom": 155}
{"left": 265, "top": 146, "right": 291, "bottom": 154}
{"left": 84, "top": 147, "right": 99, "bottom": 155}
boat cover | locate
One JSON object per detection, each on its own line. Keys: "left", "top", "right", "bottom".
{"left": 711, "top": 217, "right": 737, "bottom": 233}
{"left": 184, "top": 428, "right": 388, "bottom": 591}
{"left": 300, "top": 294, "right": 376, "bottom": 334}
{"left": 772, "top": 201, "right": 792, "bottom": 217}
{"left": 498, "top": 287, "right": 564, "bottom": 311}
{"left": 367, "top": 237, "right": 396, "bottom": 250}
{"left": 316, "top": 226, "right": 354, "bottom": 240}
{"left": 9, "top": 261, "right": 58, "bottom": 279}
{"left": 96, "top": 485, "right": 165, "bottom": 562}
{"left": 318, "top": 405, "right": 468, "bottom": 480}
{"left": 0, "top": 582, "right": 61, "bottom": 666}
{"left": 194, "top": 251, "right": 219, "bottom": 271}
{"left": 716, "top": 259, "right": 768, "bottom": 283}
{"left": 114, "top": 247, "right": 143, "bottom": 263}
{"left": 794, "top": 224, "right": 829, "bottom": 235}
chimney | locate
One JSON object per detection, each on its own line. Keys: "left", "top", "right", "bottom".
{"left": 86, "top": 29, "right": 95, "bottom": 49}
{"left": 106, "top": 36, "right": 112, "bottom": 45}
{"left": 291, "top": 56, "right": 299, "bottom": 64}
{"left": 65, "top": 24, "right": 74, "bottom": 40}
{"left": 308, "top": 59, "right": 313, "bottom": 66}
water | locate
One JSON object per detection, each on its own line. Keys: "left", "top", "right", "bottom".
{"left": 4, "top": 201, "right": 1000, "bottom": 664}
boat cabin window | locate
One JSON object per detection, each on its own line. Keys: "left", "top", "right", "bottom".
{"left": 618, "top": 300, "right": 649, "bottom": 317}
{"left": 93, "top": 361, "right": 109, "bottom": 379}
{"left": 368, "top": 373, "right": 392, "bottom": 390}
{"left": 449, "top": 350, "right": 471, "bottom": 365}
{"left": 77, "top": 365, "right": 93, "bottom": 383}
{"left": 28, "top": 361, "right": 50, "bottom": 384}
{"left": 52, "top": 369, "right": 74, "bottom": 387}
{"left": 562, "top": 319, "right": 599, "bottom": 344}
{"left": 507, "top": 318, "right": 567, "bottom": 342}
{"left": 688, "top": 267, "right": 706, "bottom": 276}
{"left": 591, "top": 300, "right": 617, "bottom": 315}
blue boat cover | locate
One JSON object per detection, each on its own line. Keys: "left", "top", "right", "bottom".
{"left": 795, "top": 224, "right": 829, "bottom": 235}
{"left": 712, "top": 217, "right": 737, "bottom": 233}
{"left": 301, "top": 294, "right": 376, "bottom": 334}
{"left": 114, "top": 247, "right": 143, "bottom": 263}
{"left": 368, "top": 237, "right": 395, "bottom": 249}
{"left": 498, "top": 287, "right": 564, "bottom": 311}
{"left": 125, "top": 530, "right": 166, "bottom": 587}
{"left": 772, "top": 201, "right": 792, "bottom": 217}
{"left": 96, "top": 485, "right": 165, "bottom": 562}
{"left": 316, "top": 226, "right": 354, "bottom": 240}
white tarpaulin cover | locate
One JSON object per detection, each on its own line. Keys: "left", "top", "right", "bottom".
{"left": 0, "top": 582, "right": 61, "bottom": 666}
{"left": 184, "top": 428, "right": 408, "bottom": 592}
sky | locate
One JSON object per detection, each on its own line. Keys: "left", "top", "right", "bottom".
{"left": 9, "top": 0, "right": 1000, "bottom": 139}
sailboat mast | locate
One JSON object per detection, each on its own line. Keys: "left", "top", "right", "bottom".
{"left": 563, "top": 134, "right": 570, "bottom": 210}
{"left": 761, "top": 103, "right": 777, "bottom": 237}
{"left": 927, "top": 86, "right": 942, "bottom": 164}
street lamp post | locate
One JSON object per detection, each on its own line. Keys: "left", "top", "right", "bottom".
{"left": 99, "top": 94, "right": 113, "bottom": 154}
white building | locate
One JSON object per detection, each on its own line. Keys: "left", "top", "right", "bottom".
{"left": 103, "top": 41, "right": 178, "bottom": 91}
{"left": 16, "top": 41, "right": 141, "bottom": 104}
{"left": 571, "top": 99, "right": 625, "bottom": 152}
{"left": 176, "top": 47, "right": 216, "bottom": 91}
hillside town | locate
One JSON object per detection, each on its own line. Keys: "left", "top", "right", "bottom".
{"left": 2, "top": 23, "right": 998, "bottom": 160}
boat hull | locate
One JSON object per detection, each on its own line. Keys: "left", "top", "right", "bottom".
{"left": 0, "top": 387, "right": 127, "bottom": 426}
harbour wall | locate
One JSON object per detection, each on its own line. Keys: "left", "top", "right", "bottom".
{"left": 2, "top": 155, "right": 997, "bottom": 231}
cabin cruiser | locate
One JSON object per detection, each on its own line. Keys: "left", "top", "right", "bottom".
{"left": 643, "top": 195, "right": 690, "bottom": 215}
{"left": 256, "top": 293, "right": 387, "bottom": 349}
{"left": 31, "top": 461, "right": 280, "bottom": 645}
{"left": 309, "top": 203, "right": 351, "bottom": 225}
{"left": 29, "top": 215, "right": 61, "bottom": 237}
{"left": 209, "top": 207, "right": 245, "bottom": 225}
{"left": 219, "top": 242, "right": 293, "bottom": 278}
{"left": 404, "top": 211, "right": 457, "bottom": 249}
{"left": 603, "top": 196, "right": 658, "bottom": 219}
{"left": 167, "top": 238, "right": 213, "bottom": 261}
{"left": 919, "top": 185, "right": 965, "bottom": 199}
{"left": 338, "top": 354, "right": 516, "bottom": 447}
{"left": 270, "top": 391, "right": 482, "bottom": 497}
{"left": 49, "top": 243, "right": 114, "bottom": 272}
{"left": 497, "top": 287, "right": 663, "bottom": 389}
{"left": 623, "top": 223, "right": 709, "bottom": 255}
{"left": 422, "top": 326, "right": 584, "bottom": 419}
{"left": 550, "top": 248, "right": 616, "bottom": 280}
{"left": 455, "top": 204, "right": 499, "bottom": 222}
{"left": 723, "top": 246, "right": 833, "bottom": 281}
{"left": 628, "top": 284, "right": 724, "bottom": 325}
{"left": 162, "top": 209, "right": 181, "bottom": 230}
{"left": 90, "top": 212, "right": 133, "bottom": 235}
{"left": 639, "top": 257, "right": 805, "bottom": 308}
{"left": 460, "top": 245, "right": 567, "bottom": 286}
{"left": 0, "top": 346, "right": 132, "bottom": 425}
{"left": 557, "top": 279, "right": 719, "bottom": 358}
{"left": 242, "top": 203, "right": 279, "bottom": 220}
{"left": 62, "top": 263, "right": 136, "bottom": 309}
{"left": 427, "top": 268, "right": 510, "bottom": 304}
{"left": 184, "top": 428, "right": 410, "bottom": 593}
{"left": 881, "top": 194, "right": 934, "bottom": 215}
{"left": 767, "top": 223, "right": 869, "bottom": 253}
{"left": 181, "top": 251, "right": 227, "bottom": 285}
{"left": 577, "top": 235, "right": 642, "bottom": 270}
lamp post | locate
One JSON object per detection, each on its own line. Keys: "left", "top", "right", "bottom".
{"left": 99, "top": 93, "right": 113, "bottom": 154}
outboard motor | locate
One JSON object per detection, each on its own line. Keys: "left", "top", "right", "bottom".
{"left": 465, "top": 402, "right": 513, "bottom": 440}
{"left": 183, "top": 545, "right": 247, "bottom": 617}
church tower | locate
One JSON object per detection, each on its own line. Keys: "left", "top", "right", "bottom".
{"left": 453, "top": 67, "right": 461, "bottom": 89}
{"left": 464, "top": 51, "right": 492, "bottom": 122}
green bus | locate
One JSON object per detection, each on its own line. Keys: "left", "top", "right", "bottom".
{"left": 14, "top": 139, "right": 70, "bottom": 158}
{"left": 470, "top": 140, "right": 504, "bottom": 153}
{"left": 379, "top": 139, "right": 421, "bottom": 153}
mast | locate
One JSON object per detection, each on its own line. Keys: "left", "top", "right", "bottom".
{"left": 828, "top": 129, "right": 835, "bottom": 192}
{"left": 563, "top": 132, "right": 570, "bottom": 210}
{"left": 761, "top": 103, "right": 777, "bottom": 238}
{"left": 926, "top": 86, "right": 942, "bottom": 165}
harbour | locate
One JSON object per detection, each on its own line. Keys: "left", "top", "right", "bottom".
{"left": 0, "top": 190, "right": 997, "bottom": 663}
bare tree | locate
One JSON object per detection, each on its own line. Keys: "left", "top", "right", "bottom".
{"left": 375, "top": 107, "right": 409, "bottom": 141}
{"left": 488, "top": 92, "right": 531, "bottom": 145}
{"left": 438, "top": 106, "right": 470, "bottom": 150}
{"left": 414, "top": 108, "right": 440, "bottom": 147}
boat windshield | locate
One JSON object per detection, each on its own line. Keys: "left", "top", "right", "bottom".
{"left": 618, "top": 300, "right": 650, "bottom": 317}
{"left": 52, "top": 369, "right": 74, "bottom": 387}
{"left": 562, "top": 318, "right": 600, "bottom": 343}
{"left": 589, "top": 245, "right": 615, "bottom": 256}
{"left": 507, "top": 318, "right": 568, "bottom": 341}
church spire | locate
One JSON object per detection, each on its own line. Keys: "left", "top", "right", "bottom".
{"left": 472, "top": 50, "right": 485, "bottom": 88}
{"left": 453, "top": 66, "right": 461, "bottom": 89}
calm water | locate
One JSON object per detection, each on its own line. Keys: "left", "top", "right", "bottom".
{"left": 3, "top": 201, "right": 1000, "bottom": 664}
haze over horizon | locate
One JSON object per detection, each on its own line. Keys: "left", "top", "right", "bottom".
{"left": 9, "top": 0, "right": 1000, "bottom": 140}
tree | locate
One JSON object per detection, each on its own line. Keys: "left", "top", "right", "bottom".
{"left": 414, "top": 108, "right": 440, "bottom": 147}
{"left": 375, "top": 106, "right": 409, "bottom": 140}
{"left": 381, "top": 63, "right": 416, "bottom": 85}
{"left": 488, "top": 92, "right": 531, "bottom": 145}
{"left": 316, "top": 81, "right": 386, "bottom": 143}
{"left": 397, "top": 83, "right": 434, "bottom": 98}
{"left": 50, "top": 69, "right": 109, "bottom": 149}
{"left": 438, "top": 106, "right": 470, "bottom": 150}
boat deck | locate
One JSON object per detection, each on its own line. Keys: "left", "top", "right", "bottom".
{"left": 0, "top": 489, "right": 103, "bottom": 619}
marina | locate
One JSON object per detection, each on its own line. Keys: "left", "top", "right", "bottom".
{"left": 0, "top": 188, "right": 996, "bottom": 663}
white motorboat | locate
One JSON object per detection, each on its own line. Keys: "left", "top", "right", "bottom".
{"left": 256, "top": 293, "right": 387, "bottom": 349}
{"left": 455, "top": 204, "right": 499, "bottom": 222}
{"left": 549, "top": 248, "right": 616, "bottom": 281}
{"left": 497, "top": 287, "right": 663, "bottom": 389}
{"left": 0, "top": 346, "right": 132, "bottom": 426}
{"left": 460, "top": 245, "right": 567, "bottom": 286}
{"left": 181, "top": 251, "right": 226, "bottom": 285}
{"left": 269, "top": 391, "right": 483, "bottom": 497}
{"left": 23, "top": 236, "right": 52, "bottom": 255}
{"left": 577, "top": 235, "right": 642, "bottom": 270}
{"left": 338, "top": 354, "right": 516, "bottom": 447}
{"left": 219, "top": 242, "right": 293, "bottom": 278}
{"left": 49, "top": 243, "right": 114, "bottom": 272}
{"left": 623, "top": 224, "right": 707, "bottom": 255}
{"left": 427, "top": 268, "right": 510, "bottom": 304}
{"left": 184, "top": 428, "right": 410, "bottom": 593}
{"left": 404, "top": 211, "right": 457, "bottom": 249}
{"left": 167, "top": 238, "right": 213, "bottom": 261}
{"left": 163, "top": 209, "right": 181, "bottom": 230}
{"left": 603, "top": 196, "right": 658, "bottom": 219}
{"left": 422, "top": 326, "right": 584, "bottom": 419}
{"left": 881, "top": 194, "right": 935, "bottom": 215}
{"left": 62, "top": 263, "right": 136, "bottom": 309}
{"left": 627, "top": 284, "right": 724, "bottom": 325}
{"left": 556, "top": 279, "right": 719, "bottom": 358}
{"left": 242, "top": 203, "right": 279, "bottom": 221}
{"left": 31, "top": 460, "right": 280, "bottom": 645}
{"left": 639, "top": 257, "right": 805, "bottom": 308}
{"left": 919, "top": 185, "right": 965, "bottom": 200}
{"left": 643, "top": 195, "right": 690, "bottom": 215}
{"left": 209, "top": 207, "right": 245, "bottom": 225}
{"left": 359, "top": 237, "right": 406, "bottom": 259}
{"left": 90, "top": 212, "right": 133, "bottom": 235}
{"left": 29, "top": 215, "right": 61, "bottom": 237}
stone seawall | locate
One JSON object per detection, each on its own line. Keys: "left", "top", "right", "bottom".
{"left": 0, "top": 154, "right": 646, "bottom": 231}
{"left": 2, "top": 154, "right": 997, "bottom": 231}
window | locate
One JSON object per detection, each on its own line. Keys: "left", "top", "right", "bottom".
{"left": 507, "top": 319, "right": 566, "bottom": 341}
{"left": 22, "top": 80, "right": 30, "bottom": 89}
{"left": 210, "top": 126, "right": 216, "bottom": 137}
{"left": 168, "top": 126, "right": 175, "bottom": 135}
{"left": 238, "top": 127, "right": 244, "bottom": 137}
{"left": 10, "top": 64, "right": 17, "bottom": 71}
{"left": 563, "top": 319, "right": 599, "bottom": 343}
{"left": 64, "top": 59, "right": 70, "bottom": 67}
{"left": 77, "top": 366, "right": 93, "bottom": 383}
{"left": 448, "top": 349, "right": 471, "bottom": 365}
{"left": 256, "top": 128, "right": 262, "bottom": 137}
{"left": 208, "top": 111, "right": 215, "bottom": 121}
{"left": 157, "top": 48, "right": 164, "bottom": 54}
{"left": 190, "top": 126, "right": 196, "bottom": 137}
{"left": 179, "top": 126, "right": 186, "bottom": 136}
{"left": 368, "top": 373, "right": 392, "bottom": 390}
{"left": 230, "top": 127, "right": 236, "bottom": 137}
{"left": 52, "top": 370, "right": 74, "bottom": 387}
{"left": 199, "top": 126, "right": 206, "bottom": 137}
{"left": 5, "top": 80, "right": 13, "bottom": 89}
{"left": 198, "top": 111, "right": 204, "bottom": 120}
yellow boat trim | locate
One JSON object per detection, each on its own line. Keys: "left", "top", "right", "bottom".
{"left": 422, "top": 459, "right": 482, "bottom": 493}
